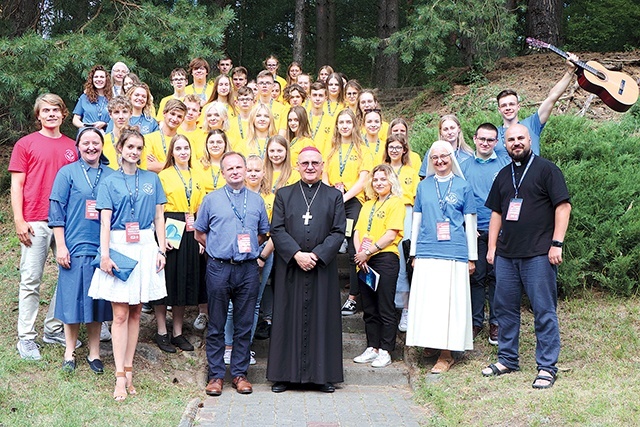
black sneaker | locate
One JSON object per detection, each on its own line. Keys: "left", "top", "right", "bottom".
{"left": 142, "top": 303, "right": 153, "bottom": 314}
{"left": 341, "top": 299, "right": 357, "bottom": 316}
{"left": 171, "top": 334, "right": 194, "bottom": 351}
{"left": 155, "top": 333, "right": 176, "bottom": 353}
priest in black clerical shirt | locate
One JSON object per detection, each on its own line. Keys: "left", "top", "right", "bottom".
{"left": 267, "top": 146, "right": 346, "bottom": 393}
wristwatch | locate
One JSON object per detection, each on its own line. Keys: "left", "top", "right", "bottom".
{"left": 158, "top": 250, "right": 167, "bottom": 257}
{"left": 364, "top": 249, "right": 372, "bottom": 256}
{"left": 551, "top": 240, "right": 564, "bottom": 248}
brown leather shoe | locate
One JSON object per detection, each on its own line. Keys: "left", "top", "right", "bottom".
{"left": 205, "top": 378, "right": 223, "bottom": 396}
{"left": 489, "top": 323, "right": 498, "bottom": 345}
{"left": 232, "top": 376, "right": 253, "bottom": 394}
{"left": 473, "top": 325, "right": 482, "bottom": 339}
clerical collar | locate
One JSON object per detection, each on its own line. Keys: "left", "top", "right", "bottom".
{"left": 302, "top": 180, "right": 320, "bottom": 188}
{"left": 513, "top": 151, "right": 532, "bottom": 167}
{"left": 225, "top": 184, "right": 244, "bottom": 194}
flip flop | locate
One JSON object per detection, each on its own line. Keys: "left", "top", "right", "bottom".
{"left": 532, "top": 371, "right": 556, "bottom": 389}
{"left": 482, "top": 363, "right": 517, "bottom": 377}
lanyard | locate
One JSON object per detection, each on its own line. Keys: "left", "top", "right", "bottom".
{"left": 290, "top": 137, "right": 299, "bottom": 148}
{"left": 237, "top": 115, "right": 245, "bottom": 139}
{"left": 338, "top": 143, "right": 354, "bottom": 176}
{"left": 394, "top": 165, "right": 403, "bottom": 177}
{"left": 210, "top": 165, "right": 221, "bottom": 189}
{"left": 79, "top": 160, "right": 103, "bottom": 198}
{"left": 367, "top": 196, "right": 389, "bottom": 233}
{"left": 160, "top": 129, "right": 168, "bottom": 154}
{"left": 364, "top": 135, "right": 381, "bottom": 155}
{"left": 120, "top": 168, "right": 139, "bottom": 220}
{"left": 511, "top": 153, "right": 535, "bottom": 198}
{"left": 195, "top": 85, "right": 207, "bottom": 102}
{"left": 434, "top": 176, "right": 454, "bottom": 219}
{"left": 174, "top": 165, "right": 192, "bottom": 209}
{"left": 309, "top": 111, "right": 324, "bottom": 139}
{"left": 95, "top": 97, "right": 107, "bottom": 122}
{"left": 224, "top": 187, "right": 248, "bottom": 229}
{"left": 256, "top": 138, "right": 267, "bottom": 158}
{"left": 327, "top": 100, "right": 336, "bottom": 116}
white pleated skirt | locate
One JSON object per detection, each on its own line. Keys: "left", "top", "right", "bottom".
{"left": 89, "top": 229, "right": 167, "bottom": 305}
{"left": 406, "top": 258, "right": 473, "bottom": 351}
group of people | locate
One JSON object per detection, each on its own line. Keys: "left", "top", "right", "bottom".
{"left": 10, "top": 51, "right": 576, "bottom": 401}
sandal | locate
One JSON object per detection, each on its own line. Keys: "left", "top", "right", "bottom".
{"left": 114, "top": 372, "right": 127, "bottom": 402}
{"left": 430, "top": 355, "right": 455, "bottom": 374}
{"left": 532, "top": 370, "right": 556, "bottom": 389}
{"left": 482, "top": 363, "right": 518, "bottom": 377}
{"left": 124, "top": 366, "right": 137, "bottom": 395}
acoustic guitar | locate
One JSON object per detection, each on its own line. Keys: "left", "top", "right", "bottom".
{"left": 526, "top": 37, "right": 639, "bottom": 112}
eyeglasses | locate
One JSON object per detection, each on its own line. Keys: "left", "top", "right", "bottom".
{"left": 298, "top": 161, "right": 322, "bottom": 168}
{"left": 346, "top": 92, "right": 359, "bottom": 97}
{"left": 172, "top": 78, "right": 187, "bottom": 82}
{"left": 257, "top": 81, "right": 272, "bottom": 86}
{"left": 475, "top": 137, "right": 497, "bottom": 143}
{"left": 430, "top": 153, "right": 452, "bottom": 161}
{"left": 388, "top": 146, "right": 404, "bottom": 152}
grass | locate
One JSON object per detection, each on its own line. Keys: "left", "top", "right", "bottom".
{"left": 412, "top": 291, "right": 640, "bottom": 426}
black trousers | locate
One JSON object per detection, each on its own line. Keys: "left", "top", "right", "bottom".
{"left": 344, "top": 198, "right": 362, "bottom": 296}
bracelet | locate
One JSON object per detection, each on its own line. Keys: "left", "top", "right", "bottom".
{"left": 258, "top": 254, "right": 267, "bottom": 262}
{"left": 158, "top": 250, "right": 166, "bottom": 258}
{"left": 374, "top": 242, "right": 383, "bottom": 251}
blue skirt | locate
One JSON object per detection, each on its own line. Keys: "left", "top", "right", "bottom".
{"left": 55, "top": 255, "right": 113, "bottom": 324}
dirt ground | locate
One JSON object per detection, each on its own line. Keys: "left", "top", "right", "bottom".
{"left": 416, "top": 50, "right": 640, "bottom": 122}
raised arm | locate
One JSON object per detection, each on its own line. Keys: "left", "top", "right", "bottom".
{"left": 537, "top": 53, "right": 578, "bottom": 124}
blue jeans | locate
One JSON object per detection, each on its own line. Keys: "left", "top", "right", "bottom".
{"left": 470, "top": 231, "right": 496, "bottom": 327}
{"left": 494, "top": 255, "right": 560, "bottom": 374}
{"left": 206, "top": 258, "right": 260, "bottom": 380}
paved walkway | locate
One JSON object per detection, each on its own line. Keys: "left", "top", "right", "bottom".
{"left": 183, "top": 383, "right": 427, "bottom": 426}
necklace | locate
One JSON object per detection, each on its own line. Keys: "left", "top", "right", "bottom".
{"left": 299, "top": 181, "right": 322, "bottom": 225}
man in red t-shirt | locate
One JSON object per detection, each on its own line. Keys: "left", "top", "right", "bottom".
{"left": 9, "top": 93, "right": 78, "bottom": 360}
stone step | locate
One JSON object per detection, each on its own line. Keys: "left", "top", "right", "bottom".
{"left": 227, "top": 358, "right": 410, "bottom": 385}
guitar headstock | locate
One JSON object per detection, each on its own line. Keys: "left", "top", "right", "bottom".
{"left": 526, "top": 37, "right": 550, "bottom": 50}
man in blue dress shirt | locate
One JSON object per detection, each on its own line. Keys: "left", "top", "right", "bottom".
{"left": 195, "top": 152, "right": 269, "bottom": 396}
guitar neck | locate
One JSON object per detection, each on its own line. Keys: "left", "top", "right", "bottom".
{"left": 545, "top": 44, "right": 605, "bottom": 80}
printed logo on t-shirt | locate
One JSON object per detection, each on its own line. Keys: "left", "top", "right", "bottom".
{"left": 404, "top": 177, "right": 413, "bottom": 185}
{"left": 142, "top": 183, "right": 154, "bottom": 195}
{"left": 445, "top": 193, "right": 459, "bottom": 205}
{"left": 375, "top": 211, "right": 386, "bottom": 219}
{"left": 65, "top": 149, "right": 76, "bottom": 162}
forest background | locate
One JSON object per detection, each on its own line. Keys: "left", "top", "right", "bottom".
{"left": 0, "top": 0, "right": 639, "bottom": 296}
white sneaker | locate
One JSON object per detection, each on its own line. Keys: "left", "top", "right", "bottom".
{"left": 224, "top": 348, "right": 232, "bottom": 365}
{"left": 354, "top": 347, "right": 379, "bottom": 364}
{"left": 250, "top": 350, "right": 256, "bottom": 365}
{"left": 193, "top": 313, "right": 208, "bottom": 331}
{"left": 398, "top": 308, "right": 409, "bottom": 332}
{"left": 43, "top": 331, "right": 82, "bottom": 348}
{"left": 371, "top": 349, "right": 391, "bottom": 368}
{"left": 100, "top": 322, "right": 111, "bottom": 342}
{"left": 17, "top": 339, "right": 41, "bottom": 360}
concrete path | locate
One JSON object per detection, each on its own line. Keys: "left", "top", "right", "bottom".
{"left": 182, "top": 383, "right": 426, "bottom": 427}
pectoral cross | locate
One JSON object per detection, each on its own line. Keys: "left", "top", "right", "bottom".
{"left": 302, "top": 211, "right": 313, "bottom": 225}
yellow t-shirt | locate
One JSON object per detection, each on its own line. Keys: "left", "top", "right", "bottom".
{"left": 193, "top": 160, "right": 226, "bottom": 194}
{"left": 156, "top": 94, "right": 185, "bottom": 122}
{"left": 323, "top": 100, "right": 346, "bottom": 119}
{"left": 354, "top": 195, "right": 405, "bottom": 256}
{"left": 158, "top": 167, "right": 205, "bottom": 213}
{"left": 240, "top": 137, "right": 269, "bottom": 159}
{"left": 392, "top": 164, "right": 419, "bottom": 206}
{"left": 363, "top": 136, "right": 386, "bottom": 166}
{"left": 227, "top": 114, "right": 249, "bottom": 150}
{"left": 271, "top": 170, "right": 298, "bottom": 193}
{"left": 361, "top": 121, "right": 389, "bottom": 146}
{"left": 309, "top": 111, "right": 335, "bottom": 157}
{"left": 408, "top": 151, "right": 422, "bottom": 169}
{"left": 325, "top": 142, "right": 374, "bottom": 203}
{"left": 185, "top": 81, "right": 215, "bottom": 104}
{"left": 146, "top": 130, "right": 173, "bottom": 166}
{"left": 103, "top": 132, "right": 148, "bottom": 170}
{"left": 275, "top": 75, "right": 287, "bottom": 103}
{"left": 183, "top": 129, "right": 207, "bottom": 161}
{"left": 269, "top": 100, "right": 288, "bottom": 132}
{"left": 288, "top": 136, "right": 316, "bottom": 167}
{"left": 261, "top": 192, "right": 276, "bottom": 223}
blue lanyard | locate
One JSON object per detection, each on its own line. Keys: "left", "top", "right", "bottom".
{"left": 338, "top": 143, "right": 354, "bottom": 176}
{"left": 174, "top": 166, "right": 192, "bottom": 209}
{"left": 434, "top": 176, "right": 454, "bottom": 220}
{"left": 367, "top": 196, "right": 389, "bottom": 233}
{"left": 79, "top": 160, "right": 103, "bottom": 198}
{"left": 120, "top": 168, "right": 139, "bottom": 220}
{"left": 160, "top": 130, "right": 168, "bottom": 154}
{"left": 210, "top": 166, "right": 221, "bottom": 189}
{"left": 224, "top": 187, "right": 248, "bottom": 229}
{"left": 237, "top": 115, "right": 245, "bottom": 139}
{"left": 309, "top": 111, "right": 324, "bottom": 139}
{"left": 510, "top": 153, "right": 535, "bottom": 198}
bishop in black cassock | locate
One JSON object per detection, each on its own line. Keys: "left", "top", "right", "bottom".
{"left": 267, "top": 147, "right": 346, "bottom": 392}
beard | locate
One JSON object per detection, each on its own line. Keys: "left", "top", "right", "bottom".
{"left": 508, "top": 146, "right": 531, "bottom": 162}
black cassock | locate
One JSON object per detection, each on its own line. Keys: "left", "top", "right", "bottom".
{"left": 267, "top": 180, "right": 346, "bottom": 384}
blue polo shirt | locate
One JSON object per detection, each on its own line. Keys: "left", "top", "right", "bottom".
{"left": 460, "top": 153, "right": 510, "bottom": 230}
{"left": 73, "top": 94, "right": 111, "bottom": 126}
{"left": 195, "top": 185, "right": 270, "bottom": 261}
{"left": 496, "top": 111, "right": 544, "bottom": 160}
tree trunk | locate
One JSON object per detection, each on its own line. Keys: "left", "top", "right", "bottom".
{"left": 526, "top": 0, "right": 562, "bottom": 45}
{"left": 1, "top": 0, "right": 42, "bottom": 37}
{"left": 293, "top": 0, "right": 306, "bottom": 63}
{"left": 316, "top": 0, "right": 329, "bottom": 69}
{"left": 327, "top": 0, "right": 336, "bottom": 65}
{"left": 375, "top": 0, "right": 399, "bottom": 88}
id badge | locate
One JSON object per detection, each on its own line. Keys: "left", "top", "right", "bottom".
{"left": 85, "top": 199, "right": 99, "bottom": 220}
{"left": 506, "top": 198, "right": 523, "bottom": 221}
{"left": 359, "top": 236, "right": 373, "bottom": 253}
{"left": 185, "top": 213, "right": 195, "bottom": 232}
{"left": 237, "top": 233, "right": 252, "bottom": 253}
{"left": 436, "top": 221, "right": 451, "bottom": 241}
{"left": 334, "top": 182, "right": 345, "bottom": 193}
{"left": 125, "top": 222, "right": 140, "bottom": 243}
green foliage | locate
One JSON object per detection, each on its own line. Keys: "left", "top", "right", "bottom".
{"left": 380, "top": 0, "right": 518, "bottom": 75}
{"left": 564, "top": 0, "right": 640, "bottom": 52}
{"left": 0, "top": 0, "right": 233, "bottom": 145}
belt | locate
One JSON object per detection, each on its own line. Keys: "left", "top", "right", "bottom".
{"left": 212, "top": 257, "right": 256, "bottom": 265}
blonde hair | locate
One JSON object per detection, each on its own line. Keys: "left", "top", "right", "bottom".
{"left": 202, "top": 102, "right": 229, "bottom": 132}
{"left": 246, "top": 103, "right": 276, "bottom": 155}
{"left": 365, "top": 164, "right": 403, "bottom": 200}
{"left": 264, "top": 135, "right": 292, "bottom": 192}
{"left": 440, "top": 114, "right": 474, "bottom": 156}
{"left": 246, "top": 155, "right": 271, "bottom": 196}
{"left": 327, "top": 109, "right": 365, "bottom": 163}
